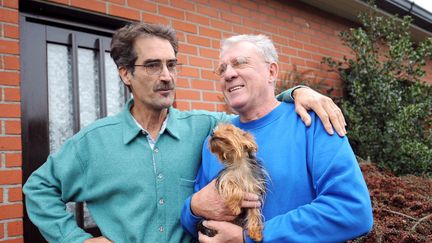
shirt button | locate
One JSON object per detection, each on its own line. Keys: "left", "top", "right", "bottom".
{"left": 154, "top": 147, "right": 159, "bottom": 153}
{"left": 157, "top": 173, "right": 164, "bottom": 180}
{"left": 159, "top": 226, "right": 164, "bottom": 232}
{"left": 159, "top": 198, "right": 165, "bottom": 205}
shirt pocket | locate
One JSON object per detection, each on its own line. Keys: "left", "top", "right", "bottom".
{"left": 178, "top": 177, "right": 195, "bottom": 207}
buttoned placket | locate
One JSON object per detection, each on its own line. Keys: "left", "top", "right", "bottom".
{"left": 153, "top": 145, "right": 167, "bottom": 242}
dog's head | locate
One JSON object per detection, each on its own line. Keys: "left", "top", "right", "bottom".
{"left": 209, "top": 123, "right": 257, "bottom": 164}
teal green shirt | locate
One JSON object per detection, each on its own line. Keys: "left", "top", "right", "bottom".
{"left": 23, "top": 99, "right": 230, "bottom": 243}
{"left": 23, "top": 89, "right": 295, "bottom": 243}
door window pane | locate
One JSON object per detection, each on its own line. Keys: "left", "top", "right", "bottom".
{"left": 47, "top": 43, "right": 74, "bottom": 153}
{"left": 78, "top": 48, "right": 100, "bottom": 128}
{"left": 105, "top": 52, "right": 124, "bottom": 116}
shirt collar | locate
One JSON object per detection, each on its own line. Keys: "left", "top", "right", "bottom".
{"left": 121, "top": 99, "right": 180, "bottom": 144}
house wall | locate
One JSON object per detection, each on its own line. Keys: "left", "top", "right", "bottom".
{"left": 0, "top": 0, "right": 431, "bottom": 242}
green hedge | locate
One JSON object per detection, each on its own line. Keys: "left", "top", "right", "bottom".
{"left": 323, "top": 5, "right": 432, "bottom": 176}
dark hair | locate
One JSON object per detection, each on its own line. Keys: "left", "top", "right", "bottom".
{"left": 110, "top": 23, "right": 178, "bottom": 73}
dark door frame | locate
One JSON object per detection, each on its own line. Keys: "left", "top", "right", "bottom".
{"left": 20, "top": 1, "right": 129, "bottom": 242}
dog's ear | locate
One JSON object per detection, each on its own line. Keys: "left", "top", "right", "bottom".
{"left": 242, "top": 132, "right": 258, "bottom": 153}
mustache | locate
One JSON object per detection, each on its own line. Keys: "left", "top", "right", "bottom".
{"left": 154, "top": 82, "right": 175, "bottom": 91}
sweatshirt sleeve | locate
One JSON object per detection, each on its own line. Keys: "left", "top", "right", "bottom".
{"left": 246, "top": 116, "right": 373, "bottom": 242}
{"left": 23, "top": 139, "right": 92, "bottom": 243}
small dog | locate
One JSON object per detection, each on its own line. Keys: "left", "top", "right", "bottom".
{"left": 198, "top": 123, "right": 267, "bottom": 241}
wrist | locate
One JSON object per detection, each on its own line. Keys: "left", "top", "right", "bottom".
{"left": 190, "top": 193, "right": 201, "bottom": 217}
{"left": 291, "top": 85, "right": 310, "bottom": 100}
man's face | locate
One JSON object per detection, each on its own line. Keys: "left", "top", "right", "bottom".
{"left": 218, "top": 42, "right": 274, "bottom": 114}
{"left": 120, "top": 36, "right": 177, "bottom": 111}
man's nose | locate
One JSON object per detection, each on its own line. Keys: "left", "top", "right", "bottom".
{"left": 223, "top": 65, "right": 238, "bottom": 82}
{"left": 159, "top": 64, "right": 172, "bottom": 81}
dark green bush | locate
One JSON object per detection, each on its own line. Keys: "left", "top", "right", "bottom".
{"left": 323, "top": 5, "right": 432, "bottom": 176}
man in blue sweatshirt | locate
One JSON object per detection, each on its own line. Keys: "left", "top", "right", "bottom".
{"left": 181, "top": 34, "right": 373, "bottom": 242}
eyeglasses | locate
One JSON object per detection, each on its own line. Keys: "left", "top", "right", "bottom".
{"left": 215, "top": 56, "right": 250, "bottom": 77}
{"left": 134, "top": 59, "right": 182, "bottom": 76}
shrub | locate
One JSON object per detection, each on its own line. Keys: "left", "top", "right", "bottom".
{"left": 323, "top": 4, "right": 432, "bottom": 176}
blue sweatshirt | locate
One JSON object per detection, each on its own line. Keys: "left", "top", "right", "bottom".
{"left": 181, "top": 102, "right": 373, "bottom": 242}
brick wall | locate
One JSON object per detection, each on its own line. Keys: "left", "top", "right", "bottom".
{"left": 0, "top": 0, "right": 431, "bottom": 242}
{"left": 1, "top": 0, "right": 23, "bottom": 241}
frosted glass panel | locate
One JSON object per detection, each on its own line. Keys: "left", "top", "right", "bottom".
{"left": 105, "top": 52, "right": 125, "bottom": 116}
{"left": 47, "top": 44, "right": 74, "bottom": 153}
{"left": 78, "top": 48, "right": 100, "bottom": 128}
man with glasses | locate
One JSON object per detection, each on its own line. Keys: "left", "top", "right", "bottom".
{"left": 181, "top": 34, "right": 373, "bottom": 242}
{"left": 24, "top": 23, "right": 347, "bottom": 243}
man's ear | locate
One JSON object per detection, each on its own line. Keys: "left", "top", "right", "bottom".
{"left": 268, "top": 62, "right": 279, "bottom": 85}
{"left": 118, "top": 66, "right": 131, "bottom": 86}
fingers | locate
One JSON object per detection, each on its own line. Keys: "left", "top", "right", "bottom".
{"left": 295, "top": 103, "right": 312, "bottom": 127}
{"left": 322, "top": 100, "right": 346, "bottom": 137}
{"left": 241, "top": 193, "right": 261, "bottom": 208}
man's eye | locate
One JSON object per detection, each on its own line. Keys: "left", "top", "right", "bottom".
{"left": 232, "top": 57, "right": 248, "bottom": 67}
{"left": 145, "top": 63, "right": 161, "bottom": 69}
{"left": 167, "top": 61, "right": 177, "bottom": 69}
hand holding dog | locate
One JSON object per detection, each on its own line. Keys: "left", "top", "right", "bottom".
{"left": 198, "top": 220, "right": 243, "bottom": 243}
{"left": 191, "top": 180, "right": 261, "bottom": 221}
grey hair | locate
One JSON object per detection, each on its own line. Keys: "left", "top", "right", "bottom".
{"left": 220, "top": 34, "right": 278, "bottom": 63}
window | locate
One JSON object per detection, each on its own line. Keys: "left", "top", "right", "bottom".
{"left": 21, "top": 6, "right": 129, "bottom": 242}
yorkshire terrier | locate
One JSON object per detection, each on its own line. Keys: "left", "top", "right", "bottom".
{"left": 198, "top": 123, "right": 267, "bottom": 241}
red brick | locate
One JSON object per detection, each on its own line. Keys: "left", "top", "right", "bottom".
{"left": 7, "top": 221, "right": 23, "bottom": 237}
{"left": 197, "top": 5, "right": 218, "bottom": 18}
{"left": 177, "top": 54, "right": 187, "bottom": 65}
{"left": 4, "top": 87, "right": 20, "bottom": 102}
{"left": 187, "top": 35, "right": 211, "bottom": 47}
{"left": 0, "top": 71, "right": 19, "bottom": 85}
{"left": 175, "top": 89, "right": 200, "bottom": 100}
{"left": 239, "top": 1, "right": 258, "bottom": 11}
{"left": 5, "top": 120, "right": 21, "bottom": 134}
{"left": 159, "top": 6, "right": 184, "bottom": 20}
{"left": 128, "top": 0, "right": 156, "bottom": 12}
{"left": 0, "top": 104, "right": 20, "bottom": 117}
{"left": 48, "top": 0, "right": 69, "bottom": 4}
{"left": 190, "top": 57, "right": 213, "bottom": 69}
{"left": 191, "top": 80, "right": 214, "bottom": 90}
{"left": 0, "top": 137, "right": 21, "bottom": 151}
{"left": 0, "top": 40, "right": 19, "bottom": 54}
{"left": 71, "top": 0, "right": 106, "bottom": 13}
{"left": 8, "top": 187, "right": 22, "bottom": 202}
{"left": 209, "top": 0, "right": 230, "bottom": 12}
{"left": 201, "top": 69, "right": 218, "bottom": 80}
{"left": 142, "top": 13, "right": 169, "bottom": 25}
{"left": 3, "top": 0, "right": 19, "bottom": 8}
{"left": 0, "top": 170, "right": 21, "bottom": 184}
{"left": 203, "top": 91, "right": 223, "bottom": 102}
{"left": 179, "top": 66, "right": 199, "bottom": 78}
{"left": 186, "top": 12, "right": 209, "bottom": 26}
{"left": 0, "top": 204, "right": 22, "bottom": 220}
{"left": 2, "top": 238, "right": 25, "bottom": 243}
{"left": 5, "top": 153, "right": 21, "bottom": 167}
{"left": 221, "top": 12, "right": 241, "bottom": 24}
{"left": 0, "top": 8, "right": 18, "bottom": 23}
{"left": 210, "top": 19, "right": 231, "bottom": 32}
{"left": 4, "top": 55, "right": 19, "bottom": 70}
{"left": 4, "top": 24, "right": 18, "bottom": 39}
{"left": 172, "top": 20, "right": 197, "bottom": 34}
{"left": 178, "top": 43, "right": 197, "bottom": 55}
{"left": 172, "top": 0, "right": 195, "bottom": 10}
{"left": 0, "top": 188, "right": 3, "bottom": 202}
{"left": 106, "top": 0, "right": 125, "bottom": 4}
{"left": 259, "top": 5, "right": 276, "bottom": 16}
{"left": 173, "top": 100, "right": 190, "bottom": 111}
{"left": 199, "top": 48, "right": 219, "bottom": 59}
{"left": 191, "top": 102, "right": 215, "bottom": 111}
{"left": 211, "top": 39, "right": 220, "bottom": 49}
{"left": 176, "top": 77, "right": 189, "bottom": 88}
{"left": 109, "top": 5, "right": 140, "bottom": 20}
{"left": 199, "top": 27, "right": 221, "bottom": 39}
{"left": 231, "top": 5, "right": 250, "bottom": 18}
{"left": 0, "top": 222, "right": 3, "bottom": 238}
